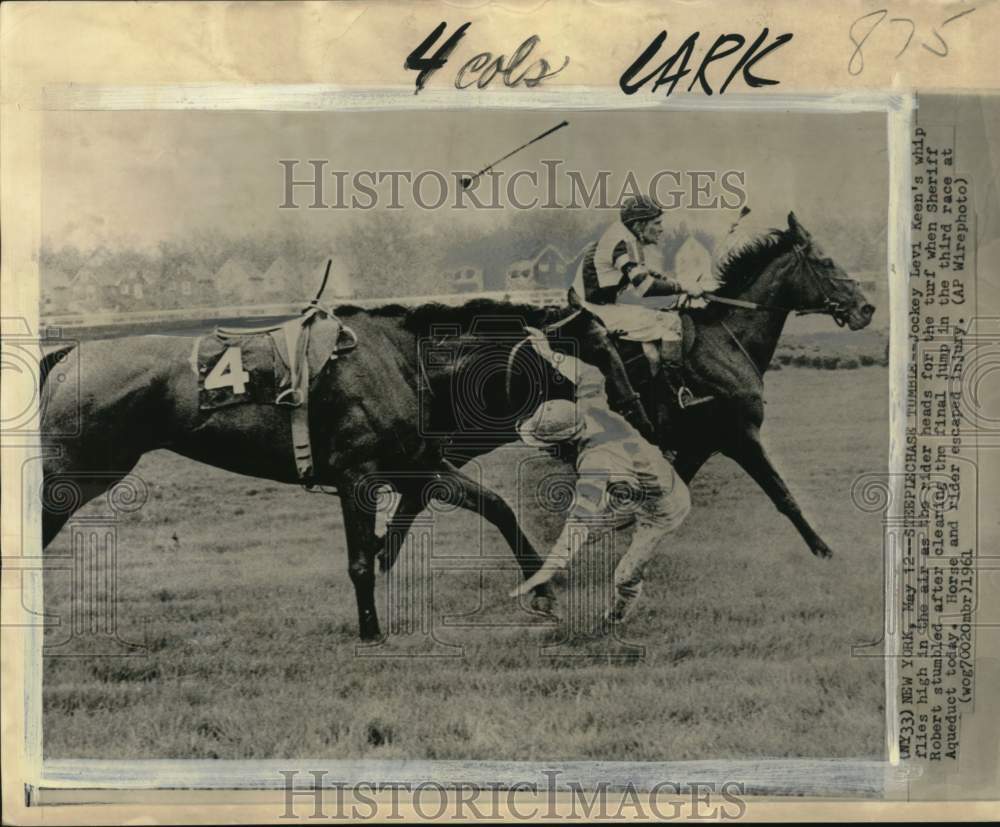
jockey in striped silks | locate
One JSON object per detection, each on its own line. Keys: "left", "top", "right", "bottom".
{"left": 511, "top": 328, "right": 691, "bottom": 622}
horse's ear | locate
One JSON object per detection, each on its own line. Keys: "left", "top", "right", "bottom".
{"left": 787, "top": 211, "right": 811, "bottom": 241}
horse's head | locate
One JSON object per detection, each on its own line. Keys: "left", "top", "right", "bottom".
{"left": 783, "top": 212, "right": 876, "bottom": 330}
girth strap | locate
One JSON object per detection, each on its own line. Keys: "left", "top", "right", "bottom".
{"left": 268, "top": 306, "right": 358, "bottom": 482}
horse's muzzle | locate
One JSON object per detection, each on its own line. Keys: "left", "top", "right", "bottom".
{"left": 847, "top": 304, "right": 876, "bottom": 330}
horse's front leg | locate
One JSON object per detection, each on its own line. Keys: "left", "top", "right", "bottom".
{"left": 726, "top": 428, "right": 833, "bottom": 559}
{"left": 339, "top": 470, "right": 384, "bottom": 641}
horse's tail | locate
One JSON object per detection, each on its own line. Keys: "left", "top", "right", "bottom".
{"left": 40, "top": 344, "right": 75, "bottom": 389}
{"left": 39, "top": 344, "right": 78, "bottom": 427}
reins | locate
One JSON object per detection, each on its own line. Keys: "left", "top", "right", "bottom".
{"left": 719, "top": 319, "right": 763, "bottom": 383}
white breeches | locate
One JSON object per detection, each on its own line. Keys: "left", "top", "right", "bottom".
{"left": 611, "top": 468, "right": 691, "bottom": 589}
{"left": 581, "top": 301, "right": 682, "bottom": 343}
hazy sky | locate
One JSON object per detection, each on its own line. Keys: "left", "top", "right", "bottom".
{"left": 43, "top": 108, "right": 888, "bottom": 252}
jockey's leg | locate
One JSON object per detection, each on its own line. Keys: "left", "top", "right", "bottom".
{"left": 659, "top": 338, "right": 692, "bottom": 406}
{"left": 576, "top": 316, "right": 656, "bottom": 441}
{"left": 641, "top": 342, "right": 661, "bottom": 376}
{"left": 607, "top": 466, "right": 691, "bottom": 622}
{"left": 510, "top": 518, "right": 589, "bottom": 597}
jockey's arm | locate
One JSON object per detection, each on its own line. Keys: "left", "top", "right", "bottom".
{"left": 638, "top": 272, "right": 683, "bottom": 296}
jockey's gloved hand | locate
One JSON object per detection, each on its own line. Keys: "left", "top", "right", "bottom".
{"left": 654, "top": 274, "right": 683, "bottom": 293}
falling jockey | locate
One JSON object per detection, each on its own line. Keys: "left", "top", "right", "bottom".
{"left": 569, "top": 194, "right": 704, "bottom": 443}
{"left": 511, "top": 329, "right": 691, "bottom": 622}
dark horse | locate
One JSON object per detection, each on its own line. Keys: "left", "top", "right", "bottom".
{"left": 376, "top": 212, "right": 876, "bottom": 580}
{"left": 39, "top": 301, "right": 576, "bottom": 641}
{"left": 41, "top": 212, "right": 873, "bottom": 641}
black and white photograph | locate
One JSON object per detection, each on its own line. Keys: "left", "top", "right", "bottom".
{"left": 34, "top": 105, "right": 891, "bottom": 771}
{"left": 8, "top": 1, "right": 1000, "bottom": 822}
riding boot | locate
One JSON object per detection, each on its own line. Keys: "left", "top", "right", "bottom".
{"left": 578, "top": 319, "right": 656, "bottom": 442}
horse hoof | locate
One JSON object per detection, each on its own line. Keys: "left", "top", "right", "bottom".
{"left": 812, "top": 543, "right": 834, "bottom": 560}
{"left": 359, "top": 624, "right": 384, "bottom": 643}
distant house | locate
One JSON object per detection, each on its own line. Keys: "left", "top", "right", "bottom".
{"left": 443, "top": 265, "right": 484, "bottom": 294}
{"left": 189, "top": 262, "right": 217, "bottom": 303}
{"left": 504, "top": 245, "right": 569, "bottom": 293}
{"left": 113, "top": 270, "right": 156, "bottom": 311}
{"left": 69, "top": 248, "right": 116, "bottom": 312}
{"left": 41, "top": 266, "right": 74, "bottom": 315}
{"left": 530, "top": 244, "right": 567, "bottom": 289}
{"left": 69, "top": 270, "right": 109, "bottom": 311}
{"left": 673, "top": 235, "right": 714, "bottom": 290}
{"left": 505, "top": 259, "right": 536, "bottom": 292}
{"left": 214, "top": 258, "right": 258, "bottom": 305}
{"left": 158, "top": 258, "right": 216, "bottom": 308}
{"left": 244, "top": 261, "right": 267, "bottom": 304}
{"left": 261, "top": 256, "right": 303, "bottom": 303}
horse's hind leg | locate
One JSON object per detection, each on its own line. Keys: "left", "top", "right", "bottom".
{"left": 339, "top": 469, "right": 383, "bottom": 642}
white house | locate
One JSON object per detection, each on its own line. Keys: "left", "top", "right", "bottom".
{"left": 673, "top": 235, "right": 716, "bottom": 291}
{"left": 444, "top": 265, "right": 484, "bottom": 294}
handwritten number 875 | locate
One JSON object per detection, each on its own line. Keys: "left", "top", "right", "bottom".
{"left": 848, "top": 6, "right": 976, "bottom": 76}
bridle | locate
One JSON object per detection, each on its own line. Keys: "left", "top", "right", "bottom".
{"left": 704, "top": 242, "right": 860, "bottom": 328}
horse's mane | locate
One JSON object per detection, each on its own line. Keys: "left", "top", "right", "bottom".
{"left": 712, "top": 226, "right": 797, "bottom": 296}
{"left": 332, "top": 298, "right": 569, "bottom": 337}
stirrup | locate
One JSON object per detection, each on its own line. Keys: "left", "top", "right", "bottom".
{"left": 676, "top": 385, "right": 713, "bottom": 410}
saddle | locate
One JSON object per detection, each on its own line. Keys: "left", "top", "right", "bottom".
{"left": 611, "top": 311, "right": 701, "bottom": 381}
{"left": 207, "top": 304, "right": 357, "bottom": 481}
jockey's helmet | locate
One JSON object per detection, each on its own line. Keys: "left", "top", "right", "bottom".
{"left": 518, "top": 400, "right": 584, "bottom": 447}
{"left": 621, "top": 194, "right": 663, "bottom": 229}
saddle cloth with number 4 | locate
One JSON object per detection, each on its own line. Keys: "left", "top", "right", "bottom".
{"left": 197, "top": 332, "right": 277, "bottom": 410}
{"left": 194, "top": 309, "right": 354, "bottom": 480}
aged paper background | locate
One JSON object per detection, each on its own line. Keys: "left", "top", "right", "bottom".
{"left": 3, "top": 0, "right": 999, "bottom": 822}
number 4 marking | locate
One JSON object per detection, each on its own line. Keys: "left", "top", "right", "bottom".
{"left": 205, "top": 346, "right": 250, "bottom": 395}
